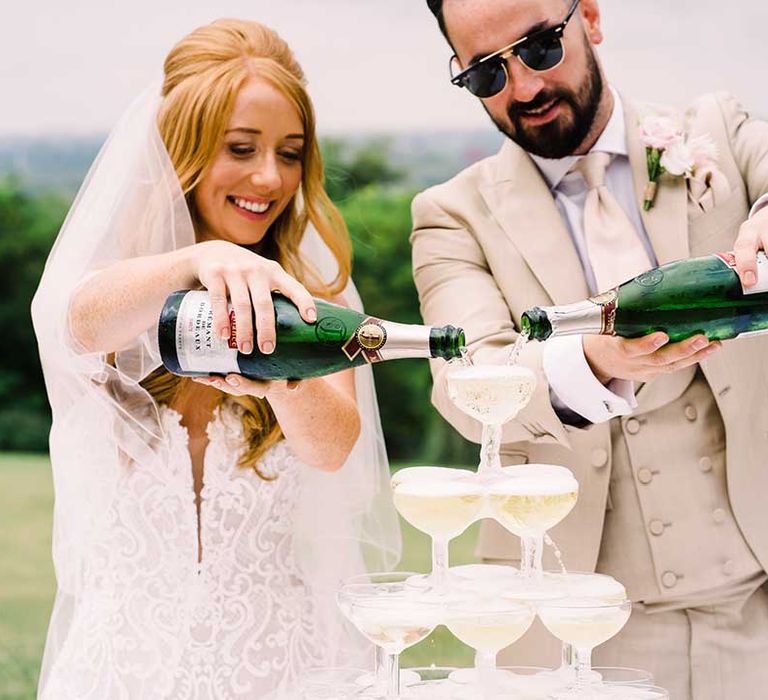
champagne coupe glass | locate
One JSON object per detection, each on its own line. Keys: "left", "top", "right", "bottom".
{"left": 517, "top": 572, "right": 627, "bottom": 686}
{"left": 340, "top": 572, "right": 423, "bottom": 693}
{"left": 487, "top": 465, "right": 578, "bottom": 579}
{"left": 337, "top": 572, "right": 443, "bottom": 699}
{"left": 391, "top": 467, "right": 483, "bottom": 592}
{"left": 445, "top": 358, "right": 537, "bottom": 479}
{"left": 537, "top": 598, "right": 632, "bottom": 699}
{"left": 445, "top": 598, "right": 536, "bottom": 693}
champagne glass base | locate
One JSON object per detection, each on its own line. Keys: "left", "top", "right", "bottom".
{"left": 548, "top": 685, "right": 668, "bottom": 700}
{"left": 354, "top": 669, "right": 422, "bottom": 690}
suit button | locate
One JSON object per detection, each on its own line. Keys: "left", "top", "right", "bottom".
{"left": 591, "top": 448, "right": 609, "bottom": 468}
{"left": 626, "top": 418, "right": 641, "bottom": 435}
{"left": 684, "top": 405, "right": 698, "bottom": 421}
{"left": 699, "top": 456, "right": 713, "bottom": 473}
{"left": 661, "top": 571, "right": 678, "bottom": 588}
{"left": 637, "top": 468, "right": 654, "bottom": 485}
{"left": 649, "top": 519, "right": 666, "bottom": 536}
{"left": 723, "top": 560, "right": 735, "bottom": 576}
{"left": 712, "top": 508, "right": 727, "bottom": 524}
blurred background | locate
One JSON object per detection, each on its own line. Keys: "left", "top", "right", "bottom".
{"left": 2, "top": 0, "right": 767, "bottom": 696}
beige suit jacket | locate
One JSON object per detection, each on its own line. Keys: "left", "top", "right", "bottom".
{"left": 411, "top": 93, "right": 768, "bottom": 574}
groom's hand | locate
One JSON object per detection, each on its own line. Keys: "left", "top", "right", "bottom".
{"left": 734, "top": 205, "right": 768, "bottom": 288}
{"left": 582, "top": 332, "right": 721, "bottom": 385}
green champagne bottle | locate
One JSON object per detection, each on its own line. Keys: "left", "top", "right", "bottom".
{"left": 159, "top": 290, "right": 465, "bottom": 380}
{"left": 521, "top": 252, "right": 768, "bottom": 343}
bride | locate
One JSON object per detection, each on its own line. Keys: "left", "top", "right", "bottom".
{"left": 32, "top": 18, "right": 399, "bottom": 699}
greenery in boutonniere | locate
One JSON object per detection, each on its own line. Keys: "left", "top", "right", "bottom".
{"left": 639, "top": 115, "right": 718, "bottom": 211}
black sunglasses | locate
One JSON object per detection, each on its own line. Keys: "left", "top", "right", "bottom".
{"left": 450, "top": 0, "right": 581, "bottom": 98}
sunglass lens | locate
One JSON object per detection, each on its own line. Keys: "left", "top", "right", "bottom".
{"left": 464, "top": 60, "right": 507, "bottom": 98}
{"left": 518, "top": 36, "right": 564, "bottom": 71}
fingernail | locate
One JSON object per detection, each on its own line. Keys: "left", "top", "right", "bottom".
{"left": 226, "top": 375, "right": 239, "bottom": 387}
{"left": 307, "top": 308, "right": 317, "bottom": 322}
{"left": 241, "top": 341, "right": 253, "bottom": 354}
{"left": 745, "top": 271, "right": 757, "bottom": 286}
{"left": 220, "top": 328, "right": 230, "bottom": 339}
{"left": 693, "top": 338, "right": 708, "bottom": 351}
{"left": 287, "top": 380, "right": 300, "bottom": 392}
{"left": 261, "top": 341, "right": 274, "bottom": 354}
{"left": 653, "top": 335, "right": 667, "bottom": 349}
{"left": 212, "top": 379, "right": 223, "bottom": 388}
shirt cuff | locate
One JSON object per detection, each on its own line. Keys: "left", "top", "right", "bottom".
{"left": 543, "top": 334, "right": 637, "bottom": 424}
{"left": 750, "top": 193, "right": 768, "bottom": 218}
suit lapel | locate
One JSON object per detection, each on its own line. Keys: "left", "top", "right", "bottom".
{"left": 624, "top": 98, "right": 690, "bottom": 265}
{"left": 478, "top": 140, "right": 589, "bottom": 305}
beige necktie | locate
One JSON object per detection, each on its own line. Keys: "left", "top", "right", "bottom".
{"left": 572, "top": 151, "right": 654, "bottom": 291}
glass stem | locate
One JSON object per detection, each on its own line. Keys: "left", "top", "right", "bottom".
{"left": 574, "top": 646, "right": 593, "bottom": 689}
{"left": 475, "top": 650, "right": 498, "bottom": 693}
{"left": 384, "top": 651, "right": 400, "bottom": 699}
{"left": 432, "top": 537, "right": 449, "bottom": 589}
{"left": 375, "top": 646, "right": 387, "bottom": 687}
{"left": 520, "top": 534, "right": 544, "bottom": 579}
{"left": 561, "top": 642, "right": 575, "bottom": 673}
{"left": 479, "top": 422, "right": 502, "bottom": 477}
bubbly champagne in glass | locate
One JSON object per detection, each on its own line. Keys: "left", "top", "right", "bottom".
{"left": 538, "top": 598, "right": 632, "bottom": 700}
{"left": 445, "top": 600, "right": 536, "bottom": 689}
{"left": 539, "top": 603, "right": 631, "bottom": 648}
{"left": 392, "top": 468, "right": 484, "bottom": 540}
{"left": 391, "top": 467, "right": 483, "bottom": 593}
{"left": 447, "top": 607, "right": 535, "bottom": 654}
{"left": 487, "top": 465, "right": 578, "bottom": 579}
{"left": 446, "top": 364, "right": 537, "bottom": 425}
{"left": 488, "top": 466, "right": 579, "bottom": 537}
{"left": 343, "top": 598, "right": 438, "bottom": 654}
{"left": 445, "top": 362, "right": 537, "bottom": 478}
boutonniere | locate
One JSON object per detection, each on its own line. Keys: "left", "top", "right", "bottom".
{"left": 639, "top": 116, "right": 718, "bottom": 211}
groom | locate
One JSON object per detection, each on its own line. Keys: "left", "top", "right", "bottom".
{"left": 412, "top": 0, "right": 768, "bottom": 697}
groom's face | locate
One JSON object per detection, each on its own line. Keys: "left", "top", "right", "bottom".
{"left": 443, "top": 0, "right": 606, "bottom": 158}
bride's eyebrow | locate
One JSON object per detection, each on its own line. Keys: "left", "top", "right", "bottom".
{"left": 225, "top": 127, "right": 305, "bottom": 140}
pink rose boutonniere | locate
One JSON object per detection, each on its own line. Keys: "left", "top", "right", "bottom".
{"left": 639, "top": 116, "right": 719, "bottom": 211}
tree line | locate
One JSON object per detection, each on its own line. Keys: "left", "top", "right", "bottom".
{"left": 0, "top": 140, "right": 476, "bottom": 465}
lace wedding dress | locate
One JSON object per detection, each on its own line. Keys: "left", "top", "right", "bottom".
{"left": 39, "top": 401, "right": 330, "bottom": 699}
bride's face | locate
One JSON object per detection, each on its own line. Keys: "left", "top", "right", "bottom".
{"left": 193, "top": 77, "right": 305, "bottom": 245}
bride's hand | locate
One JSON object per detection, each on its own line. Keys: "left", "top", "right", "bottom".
{"left": 193, "top": 240, "right": 317, "bottom": 355}
{"left": 193, "top": 374, "right": 301, "bottom": 399}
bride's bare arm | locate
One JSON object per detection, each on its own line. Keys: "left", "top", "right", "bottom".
{"left": 192, "top": 293, "right": 361, "bottom": 471}
{"left": 196, "top": 369, "right": 360, "bottom": 472}
{"left": 69, "top": 240, "right": 316, "bottom": 355}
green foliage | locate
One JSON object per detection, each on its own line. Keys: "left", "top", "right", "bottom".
{"left": 0, "top": 140, "right": 477, "bottom": 462}
{"left": 0, "top": 177, "right": 67, "bottom": 451}
{"left": 321, "top": 138, "right": 403, "bottom": 203}
{"left": 339, "top": 185, "right": 476, "bottom": 465}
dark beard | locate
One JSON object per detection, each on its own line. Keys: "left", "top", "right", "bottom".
{"left": 491, "top": 46, "right": 604, "bottom": 159}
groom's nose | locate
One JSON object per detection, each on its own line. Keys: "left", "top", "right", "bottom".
{"left": 505, "top": 58, "right": 547, "bottom": 104}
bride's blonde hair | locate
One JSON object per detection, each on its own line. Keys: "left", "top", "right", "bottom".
{"left": 142, "top": 18, "right": 352, "bottom": 475}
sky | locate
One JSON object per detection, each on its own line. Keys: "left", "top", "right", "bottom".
{"left": 3, "top": 0, "right": 767, "bottom": 136}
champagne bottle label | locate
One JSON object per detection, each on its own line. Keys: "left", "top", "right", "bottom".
{"left": 714, "top": 251, "right": 768, "bottom": 295}
{"left": 587, "top": 289, "right": 619, "bottom": 335}
{"left": 342, "top": 319, "right": 387, "bottom": 363}
{"left": 174, "top": 291, "right": 239, "bottom": 373}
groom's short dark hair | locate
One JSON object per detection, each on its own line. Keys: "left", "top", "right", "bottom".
{"left": 426, "top": 0, "right": 450, "bottom": 40}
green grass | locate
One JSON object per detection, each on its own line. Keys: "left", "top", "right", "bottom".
{"left": 0, "top": 454, "right": 56, "bottom": 700}
{"left": 0, "top": 455, "right": 477, "bottom": 698}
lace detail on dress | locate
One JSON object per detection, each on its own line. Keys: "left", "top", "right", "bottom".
{"left": 41, "top": 401, "right": 329, "bottom": 699}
